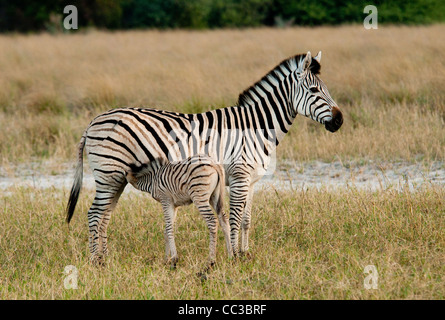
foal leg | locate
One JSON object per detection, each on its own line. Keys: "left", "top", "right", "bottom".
{"left": 210, "top": 195, "right": 232, "bottom": 259}
{"left": 163, "top": 206, "right": 178, "bottom": 263}
{"left": 217, "top": 210, "right": 233, "bottom": 259}
{"left": 162, "top": 201, "right": 178, "bottom": 268}
{"left": 194, "top": 199, "right": 218, "bottom": 266}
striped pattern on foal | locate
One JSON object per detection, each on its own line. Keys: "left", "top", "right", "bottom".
{"left": 66, "top": 51, "right": 343, "bottom": 262}
{"left": 126, "top": 154, "right": 232, "bottom": 267}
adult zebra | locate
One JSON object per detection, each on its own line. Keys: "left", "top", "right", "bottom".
{"left": 66, "top": 51, "right": 343, "bottom": 263}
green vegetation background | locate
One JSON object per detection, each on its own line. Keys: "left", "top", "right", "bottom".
{"left": 1, "top": 0, "right": 445, "bottom": 32}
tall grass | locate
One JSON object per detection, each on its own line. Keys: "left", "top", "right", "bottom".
{"left": 0, "top": 25, "right": 444, "bottom": 165}
{"left": 0, "top": 186, "right": 443, "bottom": 299}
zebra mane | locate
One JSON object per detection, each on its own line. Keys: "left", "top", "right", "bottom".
{"left": 237, "top": 54, "right": 321, "bottom": 107}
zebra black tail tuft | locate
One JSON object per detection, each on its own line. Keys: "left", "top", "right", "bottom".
{"left": 66, "top": 132, "right": 86, "bottom": 224}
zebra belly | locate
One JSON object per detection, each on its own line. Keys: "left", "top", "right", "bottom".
{"left": 173, "top": 198, "right": 193, "bottom": 207}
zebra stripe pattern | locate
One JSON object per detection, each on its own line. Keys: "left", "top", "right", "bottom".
{"left": 66, "top": 51, "right": 343, "bottom": 263}
{"left": 126, "top": 154, "right": 231, "bottom": 268}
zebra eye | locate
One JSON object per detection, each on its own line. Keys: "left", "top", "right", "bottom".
{"left": 309, "top": 87, "right": 319, "bottom": 93}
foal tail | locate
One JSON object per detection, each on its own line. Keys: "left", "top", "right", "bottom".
{"left": 66, "top": 130, "right": 87, "bottom": 224}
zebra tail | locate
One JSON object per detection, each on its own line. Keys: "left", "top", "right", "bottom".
{"left": 214, "top": 164, "right": 225, "bottom": 215}
{"left": 66, "top": 131, "right": 87, "bottom": 224}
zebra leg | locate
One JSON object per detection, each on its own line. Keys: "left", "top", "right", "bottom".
{"left": 88, "top": 175, "right": 126, "bottom": 265}
{"left": 211, "top": 199, "right": 232, "bottom": 259}
{"left": 217, "top": 210, "right": 233, "bottom": 259}
{"left": 198, "top": 201, "right": 218, "bottom": 266}
{"left": 240, "top": 188, "right": 254, "bottom": 255}
{"left": 162, "top": 201, "right": 178, "bottom": 268}
{"left": 98, "top": 180, "right": 127, "bottom": 259}
{"left": 228, "top": 176, "right": 251, "bottom": 257}
{"left": 163, "top": 206, "right": 178, "bottom": 260}
{"left": 163, "top": 230, "right": 170, "bottom": 259}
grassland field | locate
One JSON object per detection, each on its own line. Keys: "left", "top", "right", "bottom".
{"left": 0, "top": 25, "right": 444, "bottom": 300}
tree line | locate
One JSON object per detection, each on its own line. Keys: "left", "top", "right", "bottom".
{"left": 1, "top": 0, "right": 444, "bottom": 32}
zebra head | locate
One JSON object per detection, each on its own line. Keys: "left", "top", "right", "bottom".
{"left": 292, "top": 51, "right": 343, "bottom": 133}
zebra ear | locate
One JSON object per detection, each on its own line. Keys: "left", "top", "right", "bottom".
{"left": 314, "top": 51, "right": 322, "bottom": 63}
{"left": 302, "top": 51, "right": 312, "bottom": 72}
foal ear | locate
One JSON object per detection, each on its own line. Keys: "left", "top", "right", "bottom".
{"left": 314, "top": 51, "right": 322, "bottom": 63}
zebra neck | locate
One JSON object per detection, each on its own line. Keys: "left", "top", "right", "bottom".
{"left": 140, "top": 164, "right": 159, "bottom": 196}
{"left": 238, "top": 88, "right": 296, "bottom": 149}
{"left": 236, "top": 61, "right": 299, "bottom": 150}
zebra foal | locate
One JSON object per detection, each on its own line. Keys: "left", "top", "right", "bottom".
{"left": 126, "top": 155, "right": 232, "bottom": 268}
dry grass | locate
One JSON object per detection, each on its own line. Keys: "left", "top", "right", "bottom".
{"left": 0, "top": 186, "right": 443, "bottom": 299}
{"left": 0, "top": 25, "right": 445, "bottom": 165}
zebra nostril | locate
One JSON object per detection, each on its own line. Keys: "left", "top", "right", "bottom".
{"left": 335, "top": 115, "right": 343, "bottom": 127}
{"left": 333, "top": 107, "right": 343, "bottom": 125}
{"left": 324, "top": 106, "right": 343, "bottom": 132}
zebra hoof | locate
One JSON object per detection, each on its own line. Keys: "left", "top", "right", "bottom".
{"left": 240, "top": 251, "right": 253, "bottom": 260}
{"left": 207, "top": 260, "right": 216, "bottom": 270}
{"left": 166, "top": 256, "right": 179, "bottom": 270}
{"left": 197, "top": 261, "right": 215, "bottom": 280}
{"left": 198, "top": 272, "right": 208, "bottom": 281}
{"left": 90, "top": 255, "right": 106, "bottom": 267}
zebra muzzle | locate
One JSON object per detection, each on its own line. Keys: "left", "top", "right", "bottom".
{"left": 325, "top": 107, "right": 343, "bottom": 133}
